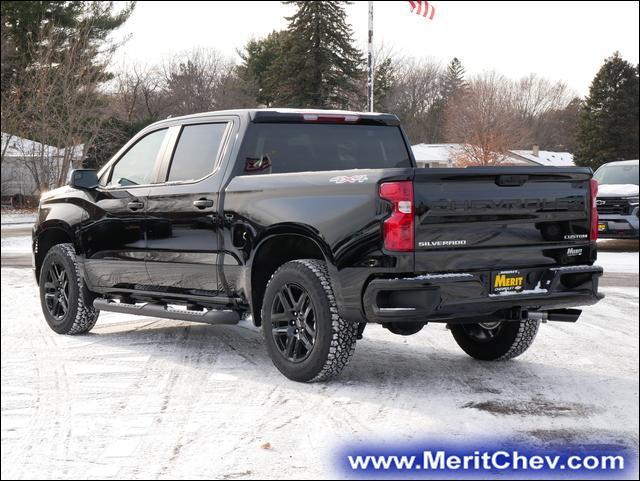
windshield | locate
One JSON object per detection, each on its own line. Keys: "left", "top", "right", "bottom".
{"left": 594, "top": 164, "right": 639, "bottom": 185}
{"left": 238, "top": 123, "right": 412, "bottom": 174}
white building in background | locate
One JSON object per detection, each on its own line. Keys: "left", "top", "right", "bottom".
{"left": 508, "top": 146, "right": 575, "bottom": 167}
{"left": 1, "top": 133, "right": 83, "bottom": 198}
{"left": 411, "top": 143, "right": 462, "bottom": 168}
{"left": 412, "top": 143, "right": 575, "bottom": 168}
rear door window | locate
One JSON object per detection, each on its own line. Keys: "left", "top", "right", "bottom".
{"left": 167, "top": 123, "right": 229, "bottom": 182}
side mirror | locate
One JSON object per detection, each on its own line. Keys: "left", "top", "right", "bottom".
{"left": 69, "top": 169, "right": 99, "bottom": 190}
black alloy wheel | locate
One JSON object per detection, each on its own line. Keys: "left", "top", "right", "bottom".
{"left": 43, "top": 261, "right": 70, "bottom": 322}
{"left": 270, "top": 282, "right": 317, "bottom": 363}
{"left": 39, "top": 243, "right": 99, "bottom": 335}
{"left": 261, "top": 259, "right": 358, "bottom": 382}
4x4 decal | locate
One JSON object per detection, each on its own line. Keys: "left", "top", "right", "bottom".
{"left": 330, "top": 174, "right": 368, "bottom": 184}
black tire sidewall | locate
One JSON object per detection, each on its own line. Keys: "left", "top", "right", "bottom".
{"left": 450, "top": 322, "right": 522, "bottom": 360}
{"left": 39, "top": 245, "right": 82, "bottom": 334}
{"left": 262, "top": 262, "right": 334, "bottom": 382}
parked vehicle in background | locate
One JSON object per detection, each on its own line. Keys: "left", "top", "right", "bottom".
{"left": 32, "top": 109, "right": 604, "bottom": 382}
{"left": 593, "top": 160, "right": 639, "bottom": 239}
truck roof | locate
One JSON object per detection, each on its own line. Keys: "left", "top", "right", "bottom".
{"left": 150, "top": 108, "right": 401, "bottom": 127}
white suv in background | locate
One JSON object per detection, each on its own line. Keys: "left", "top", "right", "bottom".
{"left": 593, "top": 159, "right": 639, "bottom": 239}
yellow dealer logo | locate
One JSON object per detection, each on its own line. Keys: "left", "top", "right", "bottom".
{"left": 494, "top": 274, "right": 524, "bottom": 289}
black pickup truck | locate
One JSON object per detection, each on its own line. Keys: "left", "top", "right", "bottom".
{"left": 33, "top": 109, "right": 604, "bottom": 382}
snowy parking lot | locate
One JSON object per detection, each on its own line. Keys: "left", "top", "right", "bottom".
{"left": 1, "top": 218, "right": 638, "bottom": 479}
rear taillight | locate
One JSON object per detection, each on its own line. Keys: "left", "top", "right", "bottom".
{"left": 590, "top": 178, "right": 599, "bottom": 241}
{"left": 379, "top": 181, "right": 414, "bottom": 252}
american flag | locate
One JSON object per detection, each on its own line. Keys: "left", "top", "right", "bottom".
{"left": 408, "top": 1, "right": 436, "bottom": 20}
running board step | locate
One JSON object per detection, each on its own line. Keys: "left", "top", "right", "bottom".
{"left": 93, "top": 299, "right": 240, "bottom": 325}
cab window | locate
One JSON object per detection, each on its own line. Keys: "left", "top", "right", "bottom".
{"left": 108, "top": 129, "right": 168, "bottom": 187}
{"left": 166, "top": 123, "right": 229, "bottom": 182}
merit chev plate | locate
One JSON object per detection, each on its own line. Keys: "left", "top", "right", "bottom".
{"left": 491, "top": 270, "right": 525, "bottom": 294}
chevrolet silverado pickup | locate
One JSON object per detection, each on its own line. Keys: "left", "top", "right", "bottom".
{"left": 593, "top": 159, "right": 639, "bottom": 239}
{"left": 33, "top": 109, "right": 604, "bottom": 382}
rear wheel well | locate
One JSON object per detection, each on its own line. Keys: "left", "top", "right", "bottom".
{"left": 250, "top": 235, "right": 324, "bottom": 326}
{"left": 35, "top": 228, "right": 74, "bottom": 281}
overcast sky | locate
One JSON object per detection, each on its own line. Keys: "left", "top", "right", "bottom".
{"left": 111, "top": 1, "right": 639, "bottom": 96}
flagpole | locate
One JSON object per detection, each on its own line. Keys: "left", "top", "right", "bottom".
{"left": 367, "top": 0, "right": 374, "bottom": 112}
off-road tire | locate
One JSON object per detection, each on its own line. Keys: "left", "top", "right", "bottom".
{"left": 450, "top": 319, "right": 540, "bottom": 361}
{"left": 39, "top": 243, "right": 99, "bottom": 335}
{"left": 262, "top": 259, "right": 358, "bottom": 382}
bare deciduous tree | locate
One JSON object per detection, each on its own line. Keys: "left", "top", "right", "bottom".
{"left": 3, "top": 22, "right": 114, "bottom": 191}
{"left": 162, "top": 48, "right": 246, "bottom": 116}
{"left": 111, "top": 65, "right": 168, "bottom": 122}
{"left": 536, "top": 97, "right": 581, "bottom": 152}
{"left": 386, "top": 58, "right": 443, "bottom": 143}
{"left": 513, "top": 74, "right": 573, "bottom": 121}
{"left": 444, "top": 71, "right": 532, "bottom": 166}
{"left": 513, "top": 74, "right": 576, "bottom": 149}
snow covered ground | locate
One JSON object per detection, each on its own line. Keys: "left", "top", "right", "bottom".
{"left": 1, "top": 264, "right": 638, "bottom": 479}
{"left": 596, "top": 251, "right": 639, "bottom": 274}
{"left": 0, "top": 209, "right": 37, "bottom": 226}
{"left": 1, "top": 220, "right": 638, "bottom": 479}
{"left": 0, "top": 235, "right": 31, "bottom": 254}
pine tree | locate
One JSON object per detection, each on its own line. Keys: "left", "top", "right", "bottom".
{"left": 273, "top": 1, "right": 363, "bottom": 109}
{"left": 575, "top": 52, "right": 639, "bottom": 169}
{"left": 239, "top": 30, "right": 289, "bottom": 107}
{"left": 432, "top": 57, "right": 466, "bottom": 142}
{"left": 1, "top": 1, "right": 135, "bottom": 92}
{"left": 442, "top": 57, "right": 466, "bottom": 100}
{"left": 373, "top": 57, "right": 395, "bottom": 112}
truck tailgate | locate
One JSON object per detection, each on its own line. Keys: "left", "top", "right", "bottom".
{"left": 413, "top": 167, "right": 595, "bottom": 272}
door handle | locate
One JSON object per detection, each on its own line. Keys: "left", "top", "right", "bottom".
{"left": 127, "top": 201, "right": 144, "bottom": 211}
{"left": 193, "top": 199, "right": 214, "bottom": 209}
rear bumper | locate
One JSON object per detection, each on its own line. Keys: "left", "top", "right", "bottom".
{"left": 362, "top": 264, "right": 604, "bottom": 323}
